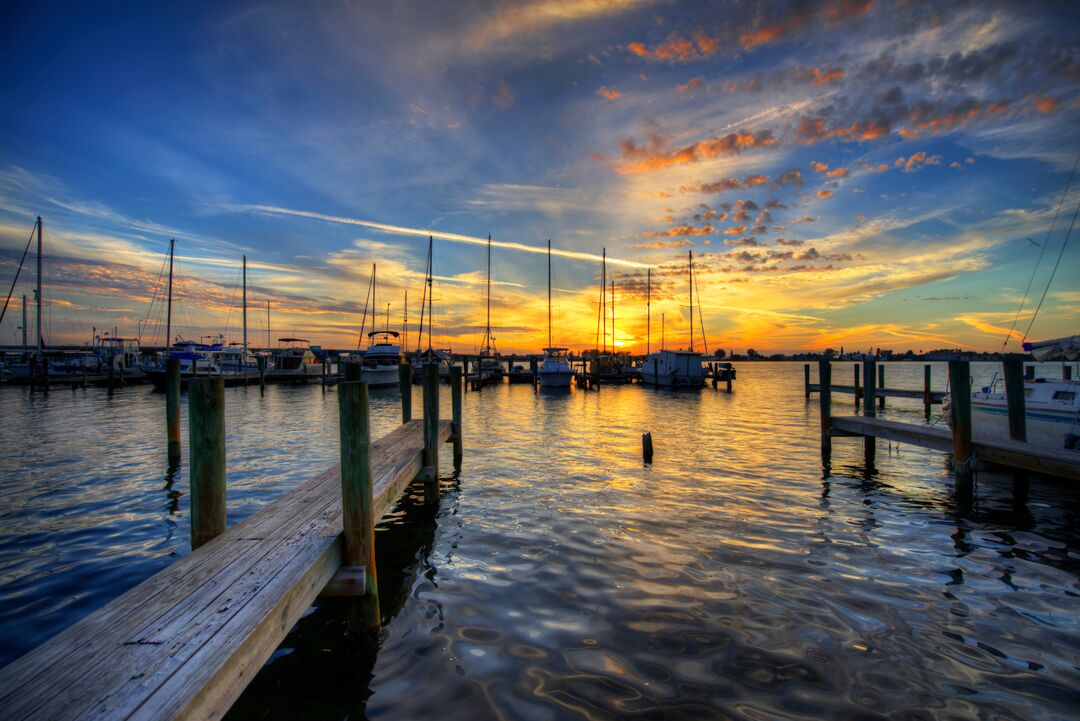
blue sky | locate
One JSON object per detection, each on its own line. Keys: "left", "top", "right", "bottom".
{"left": 1, "top": 0, "right": 1078, "bottom": 353}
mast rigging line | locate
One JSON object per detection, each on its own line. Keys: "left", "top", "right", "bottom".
{"left": 1021, "top": 197, "right": 1079, "bottom": 345}
{"left": 0, "top": 218, "right": 38, "bottom": 328}
{"left": 1002, "top": 152, "right": 1080, "bottom": 351}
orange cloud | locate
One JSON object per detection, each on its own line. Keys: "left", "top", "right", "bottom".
{"left": 810, "top": 161, "right": 829, "bottom": 173}
{"left": 896, "top": 151, "right": 942, "bottom": 172}
{"left": 626, "top": 32, "right": 718, "bottom": 63}
{"left": 633, "top": 239, "right": 694, "bottom": 248}
{"left": 740, "top": 0, "right": 873, "bottom": 50}
{"left": 598, "top": 86, "right": 622, "bottom": 100}
{"left": 616, "top": 130, "right": 776, "bottom": 173}
{"left": 825, "top": 166, "right": 849, "bottom": 178}
{"left": 644, "top": 225, "right": 714, "bottom": 237}
{"left": 900, "top": 99, "right": 1013, "bottom": 138}
{"left": 1035, "top": 95, "right": 1061, "bottom": 113}
{"left": 740, "top": 24, "right": 783, "bottom": 50}
{"left": 817, "top": 189, "right": 834, "bottom": 199}
{"left": 724, "top": 224, "right": 748, "bottom": 235}
{"left": 676, "top": 76, "right": 705, "bottom": 94}
{"left": 807, "top": 67, "right": 845, "bottom": 85}
{"left": 796, "top": 117, "right": 890, "bottom": 143}
{"left": 681, "top": 174, "right": 770, "bottom": 194}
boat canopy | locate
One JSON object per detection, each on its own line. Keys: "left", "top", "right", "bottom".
{"left": 543, "top": 347, "right": 569, "bottom": 353}
{"left": 368, "top": 330, "right": 400, "bottom": 338}
{"left": 278, "top": 337, "right": 310, "bottom": 343}
{"left": 1024, "top": 335, "right": 1080, "bottom": 362}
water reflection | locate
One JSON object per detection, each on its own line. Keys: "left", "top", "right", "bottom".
{"left": 1, "top": 364, "right": 1078, "bottom": 719}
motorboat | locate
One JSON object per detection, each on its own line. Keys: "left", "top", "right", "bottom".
{"left": 362, "top": 330, "right": 403, "bottom": 388}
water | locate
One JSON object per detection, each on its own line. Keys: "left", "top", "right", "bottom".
{"left": 1, "top": 362, "right": 1078, "bottom": 719}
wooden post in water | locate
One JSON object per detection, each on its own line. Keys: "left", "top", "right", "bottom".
{"left": 337, "top": 380, "right": 380, "bottom": 631}
{"left": 818, "top": 360, "right": 832, "bottom": 462}
{"left": 863, "top": 359, "right": 876, "bottom": 469}
{"left": 923, "top": 364, "right": 932, "bottom": 418}
{"left": 642, "top": 432, "right": 654, "bottom": 464}
{"left": 344, "top": 361, "right": 361, "bottom": 382}
{"left": 422, "top": 363, "right": 439, "bottom": 504}
{"left": 257, "top": 354, "right": 266, "bottom": 391}
{"left": 166, "top": 357, "right": 181, "bottom": 462}
{"left": 451, "top": 365, "right": 463, "bottom": 468}
{"left": 189, "top": 377, "right": 226, "bottom": 550}
{"left": 1003, "top": 357, "right": 1028, "bottom": 501}
{"left": 877, "top": 364, "right": 885, "bottom": 410}
{"left": 948, "top": 360, "right": 973, "bottom": 493}
{"left": 399, "top": 364, "right": 412, "bottom": 423}
{"left": 804, "top": 364, "right": 811, "bottom": 400}
{"left": 853, "top": 363, "right": 861, "bottom": 408}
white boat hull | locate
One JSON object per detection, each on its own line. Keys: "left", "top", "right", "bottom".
{"left": 967, "top": 378, "right": 1080, "bottom": 450}
{"left": 361, "top": 366, "right": 400, "bottom": 388}
{"left": 539, "top": 370, "right": 574, "bottom": 388}
{"left": 639, "top": 350, "right": 705, "bottom": 388}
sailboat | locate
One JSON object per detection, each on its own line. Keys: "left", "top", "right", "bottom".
{"left": 360, "top": 263, "right": 403, "bottom": 388}
{"left": 411, "top": 236, "right": 452, "bottom": 382}
{"left": 538, "top": 239, "right": 573, "bottom": 389}
{"left": 477, "top": 234, "right": 503, "bottom": 382}
{"left": 640, "top": 250, "right": 706, "bottom": 388}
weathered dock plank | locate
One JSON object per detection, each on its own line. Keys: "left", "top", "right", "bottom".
{"left": 830, "top": 416, "right": 1080, "bottom": 481}
{"left": 808, "top": 383, "right": 946, "bottom": 402}
{"left": 0, "top": 419, "right": 452, "bottom": 721}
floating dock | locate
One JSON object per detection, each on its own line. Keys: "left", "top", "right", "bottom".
{"left": 0, "top": 365, "right": 462, "bottom": 720}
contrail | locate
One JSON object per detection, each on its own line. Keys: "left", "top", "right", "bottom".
{"left": 234, "top": 204, "right": 652, "bottom": 269}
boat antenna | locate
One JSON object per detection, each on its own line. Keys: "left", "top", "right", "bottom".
{"left": 1002, "top": 152, "right": 1079, "bottom": 350}
{"left": 36, "top": 216, "right": 43, "bottom": 358}
{"left": 242, "top": 255, "right": 247, "bottom": 360}
{"left": 0, "top": 218, "right": 38, "bottom": 328}
{"left": 385, "top": 302, "right": 391, "bottom": 334}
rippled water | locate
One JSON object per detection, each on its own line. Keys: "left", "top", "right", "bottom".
{"left": 1, "top": 362, "right": 1078, "bottom": 720}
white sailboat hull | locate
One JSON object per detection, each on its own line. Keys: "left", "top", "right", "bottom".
{"left": 639, "top": 350, "right": 705, "bottom": 387}
{"left": 970, "top": 379, "right": 1080, "bottom": 449}
{"left": 361, "top": 366, "right": 400, "bottom": 388}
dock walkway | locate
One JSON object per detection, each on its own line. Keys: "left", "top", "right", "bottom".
{"left": 0, "top": 418, "right": 451, "bottom": 721}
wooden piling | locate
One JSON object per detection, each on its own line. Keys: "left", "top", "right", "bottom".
{"left": 422, "top": 363, "right": 439, "bottom": 504}
{"left": 188, "top": 377, "right": 226, "bottom": 550}
{"left": 166, "top": 357, "right": 181, "bottom": 462}
{"left": 877, "top": 363, "right": 885, "bottom": 410}
{"left": 344, "top": 361, "right": 361, "bottom": 382}
{"left": 863, "top": 359, "right": 876, "bottom": 468}
{"left": 399, "top": 364, "right": 412, "bottom": 423}
{"left": 804, "top": 364, "right": 811, "bottom": 400}
{"left": 451, "top": 365, "right": 463, "bottom": 469}
{"left": 923, "top": 364, "right": 932, "bottom": 418}
{"left": 1003, "top": 358, "right": 1029, "bottom": 501}
{"left": 642, "top": 432, "right": 654, "bottom": 464}
{"left": 948, "top": 360, "right": 974, "bottom": 491}
{"left": 337, "top": 380, "right": 380, "bottom": 630}
{"left": 257, "top": 354, "right": 266, "bottom": 391}
{"left": 853, "top": 363, "right": 861, "bottom": 408}
{"left": 818, "top": 360, "right": 832, "bottom": 461}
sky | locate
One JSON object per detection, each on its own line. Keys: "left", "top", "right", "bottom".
{"left": 1, "top": 0, "right": 1078, "bottom": 355}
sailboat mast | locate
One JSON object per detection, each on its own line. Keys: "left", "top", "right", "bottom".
{"left": 485, "top": 234, "right": 492, "bottom": 353}
{"left": 404, "top": 289, "right": 408, "bottom": 352}
{"left": 242, "top": 255, "right": 248, "bottom": 358}
{"left": 689, "top": 250, "right": 694, "bottom": 352}
{"left": 646, "top": 268, "right": 651, "bottom": 355}
{"left": 427, "top": 237, "right": 434, "bottom": 351}
{"left": 35, "top": 216, "right": 42, "bottom": 357}
{"left": 22, "top": 294, "right": 27, "bottom": 351}
{"left": 601, "top": 248, "right": 607, "bottom": 353}
{"left": 166, "top": 238, "right": 174, "bottom": 350}
{"left": 266, "top": 299, "right": 270, "bottom": 350}
{"left": 547, "top": 239, "right": 552, "bottom": 349}
{"left": 611, "top": 279, "right": 616, "bottom": 351}
{"left": 372, "top": 262, "right": 377, "bottom": 347}
{"left": 662, "top": 312, "right": 665, "bottom": 350}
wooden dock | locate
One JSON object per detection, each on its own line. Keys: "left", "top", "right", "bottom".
{"left": 816, "top": 359, "right": 1079, "bottom": 492}
{"left": 0, "top": 366, "right": 462, "bottom": 720}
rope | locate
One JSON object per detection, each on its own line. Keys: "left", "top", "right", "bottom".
{"left": 0, "top": 220, "right": 37, "bottom": 328}
{"left": 1002, "top": 153, "right": 1079, "bottom": 350}
{"left": 1021, "top": 197, "right": 1079, "bottom": 345}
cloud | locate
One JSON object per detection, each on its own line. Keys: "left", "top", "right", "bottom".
{"left": 825, "top": 167, "right": 849, "bottom": 178}
{"left": 776, "top": 237, "right": 805, "bottom": 246}
{"left": 492, "top": 80, "right": 515, "bottom": 109}
{"left": 796, "top": 116, "right": 891, "bottom": 143}
{"left": 724, "top": 236, "right": 760, "bottom": 247}
{"left": 895, "top": 151, "right": 942, "bottom": 172}
{"left": 740, "top": 0, "right": 875, "bottom": 50}
{"left": 810, "top": 161, "right": 829, "bottom": 173}
{"left": 644, "top": 224, "right": 714, "bottom": 237}
{"left": 627, "top": 31, "right": 719, "bottom": 63}
{"left": 817, "top": 189, "right": 834, "bottom": 199}
{"left": 898, "top": 98, "right": 1012, "bottom": 138}
{"left": 615, "top": 129, "right": 776, "bottom": 173}
{"left": 1034, "top": 94, "right": 1060, "bottom": 113}
{"left": 676, "top": 76, "right": 705, "bottom": 94}
{"left": 723, "top": 224, "right": 748, "bottom": 235}
{"left": 806, "top": 66, "right": 845, "bottom": 85}
{"left": 633, "top": 239, "right": 693, "bottom": 248}
{"left": 597, "top": 86, "right": 622, "bottom": 100}
{"left": 680, "top": 174, "right": 769, "bottom": 195}
{"left": 229, "top": 204, "right": 652, "bottom": 268}
{"left": 466, "top": 0, "right": 649, "bottom": 47}
{"left": 771, "top": 168, "right": 804, "bottom": 188}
